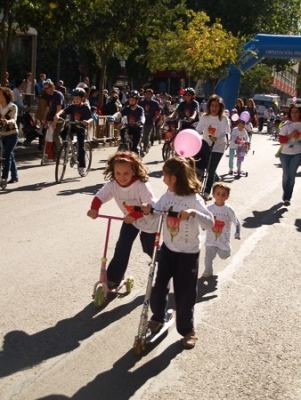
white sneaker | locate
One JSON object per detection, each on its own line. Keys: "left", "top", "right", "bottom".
{"left": 79, "top": 167, "right": 87, "bottom": 177}
{"left": 202, "top": 271, "right": 213, "bottom": 278}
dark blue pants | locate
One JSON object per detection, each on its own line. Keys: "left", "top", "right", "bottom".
{"left": 204, "top": 151, "right": 223, "bottom": 195}
{"left": 107, "top": 222, "right": 156, "bottom": 283}
{"left": 150, "top": 243, "right": 199, "bottom": 337}
{"left": 2, "top": 133, "right": 19, "bottom": 181}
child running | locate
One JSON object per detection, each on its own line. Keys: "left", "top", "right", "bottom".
{"left": 229, "top": 119, "right": 249, "bottom": 175}
{"left": 202, "top": 182, "right": 241, "bottom": 279}
{"left": 142, "top": 156, "right": 214, "bottom": 349}
{"left": 87, "top": 151, "right": 158, "bottom": 289}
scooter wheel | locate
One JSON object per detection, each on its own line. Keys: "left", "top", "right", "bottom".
{"left": 245, "top": 172, "right": 248, "bottom": 177}
{"left": 94, "top": 286, "right": 105, "bottom": 308}
{"left": 126, "top": 276, "right": 134, "bottom": 293}
{"left": 134, "top": 338, "right": 144, "bottom": 356}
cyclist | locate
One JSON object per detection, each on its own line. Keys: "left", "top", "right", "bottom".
{"left": 54, "top": 88, "right": 93, "bottom": 176}
{"left": 139, "top": 88, "right": 161, "bottom": 155}
{"left": 167, "top": 87, "right": 199, "bottom": 130}
{"left": 113, "top": 90, "right": 145, "bottom": 156}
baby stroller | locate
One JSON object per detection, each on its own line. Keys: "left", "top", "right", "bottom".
{"left": 21, "top": 108, "right": 43, "bottom": 145}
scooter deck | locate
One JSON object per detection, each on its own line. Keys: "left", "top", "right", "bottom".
{"left": 233, "top": 171, "right": 248, "bottom": 178}
{"left": 147, "top": 317, "right": 175, "bottom": 343}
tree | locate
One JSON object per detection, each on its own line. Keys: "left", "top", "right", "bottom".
{"left": 145, "top": 10, "right": 238, "bottom": 83}
{"left": 73, "top": 0, "right": 179, "bottom": 102}
{"left": 239, "top": 64, "right": 273, "bottom": 97}
{"left": 0, "top": 1, "right": 42, "bottom": 85}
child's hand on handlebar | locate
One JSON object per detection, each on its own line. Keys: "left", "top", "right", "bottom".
{"left": 141, "top": 203, "right": 152, "bottom": 215}
{"left": 87, "top": 209, "right": 98, "bottom": 219}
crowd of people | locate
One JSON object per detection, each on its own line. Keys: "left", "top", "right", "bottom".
{"left": 1, "top": 72, "right": 300, "bottom": 349}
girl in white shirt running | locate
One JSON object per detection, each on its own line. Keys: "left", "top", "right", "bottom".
{"left": 142, "top": 156, "right": 214, "bottom": 349}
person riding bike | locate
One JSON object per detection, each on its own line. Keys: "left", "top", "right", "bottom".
{"left": 167, "top": 87, "right": 199, "bottom": 130}
{"left": 54, "top": 88, "right": 93, "bottom": 176}
{"left": 113, "top": 90, "right": 145, "bottom": 156}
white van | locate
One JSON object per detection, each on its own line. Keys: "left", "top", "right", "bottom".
{"left": 253, "top": 94, "right": 280, "bottom": 109}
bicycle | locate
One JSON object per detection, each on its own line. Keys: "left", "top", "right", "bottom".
{"left": 161, "top": 119, "right": 185, "bottom": 161}
{"left": 117, "top": 123, "right": 134, "bottom": 152}
{"left": 0, "top": 131, "right": 7, "bottom": 190}
{"left": 55, "top": 119, "right": 92, "bottom": 183}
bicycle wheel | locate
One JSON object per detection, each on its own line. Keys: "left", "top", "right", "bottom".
{"left": 84, "top": 142, "right": 92, "bottom": 173}
{"left": 162, "top": 140, "right": 173, "bottom": 161}
{"left": 55, "top": 143, "right": 68, "bottom": 183}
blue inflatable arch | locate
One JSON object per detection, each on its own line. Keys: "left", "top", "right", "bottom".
{"left": 216, "top": 34, "right": 301, "bottom": 109}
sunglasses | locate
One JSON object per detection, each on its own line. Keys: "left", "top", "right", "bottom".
{"left": 44, "top": 86, "right": 51, "bottom": 90}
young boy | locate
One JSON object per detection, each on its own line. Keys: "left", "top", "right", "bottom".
{"left": 54, "top": 88, "right": 93, "bottom": 176}
{"left": 202, "top": 182, "right": 241, "bottom": 278}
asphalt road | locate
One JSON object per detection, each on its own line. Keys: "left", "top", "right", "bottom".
{"left": 1, "top": 131, "right": 301, "bottom": 400}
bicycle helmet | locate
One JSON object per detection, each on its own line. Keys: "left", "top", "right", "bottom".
{"left": 128, "top": 90, "right": 139, "bottom": 99}
{"left": 72, "top": 88, "right": 86, "bottom": 97}
{"left": 184, "top": 87, "right": 195, "bottom": 95}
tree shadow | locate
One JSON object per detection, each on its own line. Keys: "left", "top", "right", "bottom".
{"left": 37, "top": 341, "right": 184, "bottom": 400}
{"left": 56, "top": 183, "right": 104, "bottom": 196}
{"left": 243, "top": 202, "right": 288, "bottom": 228}
{"left": 0, "top": 295, "right": 143, "bottom": 378}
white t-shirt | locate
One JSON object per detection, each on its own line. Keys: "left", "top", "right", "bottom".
{"left": 279, "top": 120, "right": 301, "bottom": 155}
{"left": 154, "top": 190, "right": 214, "bottom": 253}
{"left": 196, "top": 114, "right": 228, "bottom": 153}
{"left": 94, "top": 179, "right": 159, "bottom": 233}
{"left": 205, "top": 203, "right": 241, "bottom": 252}
{"left": 229, "top": 127, "right": 249, "bottom": 149}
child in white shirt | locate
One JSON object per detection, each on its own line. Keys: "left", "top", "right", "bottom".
{"left": 202, "top": 182, "right": 241, "bottom": 278}
{"left": 229, "top": 119, "right": 249, "bottom": 175}
{"left": 87, "top": 151, "right": 158, "bottom": 289}
{"left": 142, "top": 156, "right": 214, "bottom": 349}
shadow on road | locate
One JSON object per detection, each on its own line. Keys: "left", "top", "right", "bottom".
{"left": 57, "top": 182, "right": 104, "bottom": 196}
{"left": 242, "top": 202, "right": 288, "bottom": 228}
{"left": 0, "top": 295, "right": 143, "bottom": 379}
{"left": 295, "top": 218, "right": 301, "bottom": 232}
{"left": 37, "top": 341, "right": 183, "bottom": 400}
{"left": 197, "top": 275, "right": 218, "bottom": 303}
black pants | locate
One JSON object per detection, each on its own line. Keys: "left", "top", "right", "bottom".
{"left": 150, "top": 243, "right": 199, "bottom": 337}
{"left": 107, "top": 223, "right": 156, "bottom": 284}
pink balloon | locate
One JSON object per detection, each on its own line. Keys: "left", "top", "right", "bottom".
{"left": 231, "top": 113, "right": 239, "bottom": 122}
{"left": 174, "top": 129, "right": 202, "bottom": 157}
{"left": 240, "top": 111, "right": 250, "bottom": 122}
{"left": 293, "top": 96, "right": 297, "bottom": 102}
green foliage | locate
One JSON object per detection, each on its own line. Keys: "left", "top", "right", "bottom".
{"left": 240, "top": 64, "right": 273, "bottom": 97}
{"left": 145, "top": 10, "right": 239, "bottom": 80}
